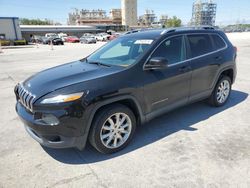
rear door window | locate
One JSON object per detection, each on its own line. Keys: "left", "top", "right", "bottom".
{"left": 211, "top": 34, "right": 227, "bottom": 50}
{"left": 187, "top": 34, "right": 213, "bottom": 58}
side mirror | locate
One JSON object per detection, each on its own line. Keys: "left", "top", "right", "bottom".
{"left": 144, "top": 57, "right": 168, "bottom": 70}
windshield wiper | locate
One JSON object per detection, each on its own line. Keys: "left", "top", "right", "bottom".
{"left": 88, "top": 61, "right": 111, "bottom": 67}
{"left": 81, "top": 58, "right": 111, "bottom": 67}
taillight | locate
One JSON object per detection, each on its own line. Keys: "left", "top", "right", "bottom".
{"left": 234, "top": 46, "right": 237, "bottom": 52}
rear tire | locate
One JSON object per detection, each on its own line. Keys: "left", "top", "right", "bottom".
{"left": 208, "top": 76, "right": 232, "bottom": 107}
{"left": 89, "top": 104, "right": 136, "bottom": 154}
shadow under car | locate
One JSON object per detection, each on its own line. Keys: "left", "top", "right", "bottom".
{"left": 43, "top": 90, "right": 248, "bottom": 164}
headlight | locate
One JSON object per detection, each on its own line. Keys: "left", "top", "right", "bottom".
{"left": 41, "top": 92, "right": 84, "bottom": 104}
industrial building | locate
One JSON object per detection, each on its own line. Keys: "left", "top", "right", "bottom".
{"left": 110, "top": 9, "right": 122, "bottom": 25}
{"left": 68, "top": 0, "right": 138, "bottom": 28}
{"left": 191, "top": 0, "right": 217, "bottom": 26}
{"left": 0, "top": 17, "right": 22, "bottom": 40}
{"left": 159, "top": 15, "right": 168, "bottom": 25}
{"left": 139, "top": 9, "right": 157, "bottom": 26}
{"left": 0, "top": 17, "right": 105, "bottom": 42}
{"left": 68, "top": 9, "right": 122, "bottom": 25}
{"left": 121, "top": 0, "right": 138, "bottom": 26}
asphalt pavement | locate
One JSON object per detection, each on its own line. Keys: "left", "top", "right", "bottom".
{"left": 0, "top": 34, "right": 249, "bottom": 188}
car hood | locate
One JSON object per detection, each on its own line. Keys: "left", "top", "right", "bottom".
{"left": 22, "top": 60, "right": 122, "bottom": 97}
{"left": 53, "top": 38, "right": 62, "bottom": 41}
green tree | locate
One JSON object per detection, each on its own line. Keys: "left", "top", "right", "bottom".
{"left": 165, "top": 16, "right": 182, "bottom": 28}
{"left": 20, "top": 18, "right": 56, "bottom": 25}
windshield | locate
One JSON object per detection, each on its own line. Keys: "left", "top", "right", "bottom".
{"left": 87, "top": 37, "right": 154, "bottom": 67}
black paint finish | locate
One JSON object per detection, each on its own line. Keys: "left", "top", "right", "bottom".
{"left": 15, "top": 28, "right": 237, "bottom": 150}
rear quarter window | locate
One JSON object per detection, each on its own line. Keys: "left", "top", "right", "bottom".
{"left": 187, "top": 34, "right": 213, "bottom": 58}
{"left": 211, "top": 34, "right": 227, "bottom": 50}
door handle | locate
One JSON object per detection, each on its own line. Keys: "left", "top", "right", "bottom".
{"left": 179, "top": 66, "right": 191, "bottom": 73}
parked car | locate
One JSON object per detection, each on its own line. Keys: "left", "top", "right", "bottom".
{"left": 65, "top": 36, "right": 80, "bottom": 43}
{"left": 82, "top": 33, "right": 94, "bottom": 37}
{"left": 107, "top": 30, "right": 116, "bottom": 35}
{"left": 45, "top": 33, "right": 59, "bottom": 38}
{"left": 80, "top": 36, "right": 97, "bottom": 44}
{"left": 15, "top": 27, "right": 237, "bottom": 154}
{"left": 109, "top": 33, "right": 121, "bottom": 40}
{"left": 33, "top": 35, "right": 43, "bottom": 43}
{"left": 36, "top": 36, "right": 63, "bottom": 45}
{"left": 123, "top": 29, "right": 142, "bottom": 35}
{"left": 58, "top": 33, "right": 68, "bottom": 42}
{"left": 48, "top": 38, "right": 64, "bottom": 45}
{"left": 39, "top": 37, "right": 50, "bottom": 44}
{"left": 0, "top": 39, "right": 10, "bottom": 46}
{"left": 14, "top": 39, "right": 27, "bottom": 45}
{"left": 95, "top": 33, "right": 110, "bottom": 41}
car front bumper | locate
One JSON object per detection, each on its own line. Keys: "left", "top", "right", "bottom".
{"left": 24, "top": 125, "right": 83, "bottom": 149}
{"left": 15, "top": 102, "right": 88, "bottom": 150}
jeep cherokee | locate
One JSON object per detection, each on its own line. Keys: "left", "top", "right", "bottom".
{"left": 15, "top": 27, "right": 237, "bottom": 154}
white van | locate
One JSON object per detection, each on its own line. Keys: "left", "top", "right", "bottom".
{"left": 45, "top": 33, "right": 59, "bottom": 38}
{"left": 58, "top": 33, "right": 68, "bottom": 41}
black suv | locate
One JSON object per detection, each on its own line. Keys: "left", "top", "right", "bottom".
{"left": 15, "top": 27, "right": 237, "bottom": 154}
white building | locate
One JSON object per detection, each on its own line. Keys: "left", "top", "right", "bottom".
{"left": 0, "top": 17, "right": 22, "bottom": 40}
{"left": 20, "top": 25, "right": 101, "bottom": 40}
{"left": 121, "top": 0, "right": 138, "bottom": 26}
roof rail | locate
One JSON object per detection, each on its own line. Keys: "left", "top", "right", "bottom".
{"left": 177, "top": 26, "right": 215, "bottom": 30}
{"left": 160, "top": 26, "right": 216, "bottom": 35}
{"left": 167, "top": 29, "right": 176, "bottom": 33}
{"left": 197, "top": 25, "right": 215, "bottom": 30}
{"left": 160, "top": 28, "right": 176, "bottom": 35}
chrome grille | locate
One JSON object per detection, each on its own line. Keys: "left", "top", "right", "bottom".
{"left": 17, "top": 84, "right": 36, "bottom": 111}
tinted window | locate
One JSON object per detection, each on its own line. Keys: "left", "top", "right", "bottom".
{"left": 151, "top": 36, "right": 185, "bottom": 65}
{"left": 211, "top": 34, "right": 226, "bottom": 50}
{"left": 187, "top": 34, "right": 213, "bottom": 58}
{"left": 100, "top": 42, "right": 130, "bottom": 59}
{"left": 87, "top": 38, "right": 153, "bottom": 67}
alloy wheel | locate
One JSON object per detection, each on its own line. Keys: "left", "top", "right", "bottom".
{"left": 216, "top": 80, "right": 230, "bottom": 104}
{"left": 100, "top": 113, "right": 132, "bottom": 149}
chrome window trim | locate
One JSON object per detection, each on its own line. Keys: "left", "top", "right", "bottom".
{"left": 143, "top": 33, "right": 228, "bottom": 69}
{"left": 152, "top": 97, "right": 169, "bottom": 106}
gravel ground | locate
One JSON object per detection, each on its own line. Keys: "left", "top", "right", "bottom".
{"left": 0, "top": 33, "right": 249, "bottom": 188}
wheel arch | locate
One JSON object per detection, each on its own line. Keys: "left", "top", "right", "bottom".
{"left": 220, "top": 69, "right": 234, "bottom": 83}
{"left": 90, "top": 96, "right": 145, "bottom": 126}
{"left": 78, "top": 95, "right": 145, "bottom": 150}
{"left": 212, "top": 66, "right": 235, "bottom": 90}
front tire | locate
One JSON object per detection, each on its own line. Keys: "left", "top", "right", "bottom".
{"left": 208, "top": 76, "right": 232, "bottom": 107}
{"left": 89, "top": 104, "right": 136, "bottom": 154}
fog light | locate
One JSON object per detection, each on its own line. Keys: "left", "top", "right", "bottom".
{"left": 43, "top": 135, "right": 61, "bottom": 142}
{"left": 36, "top": 114, "right": 59, "bottom": 126}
